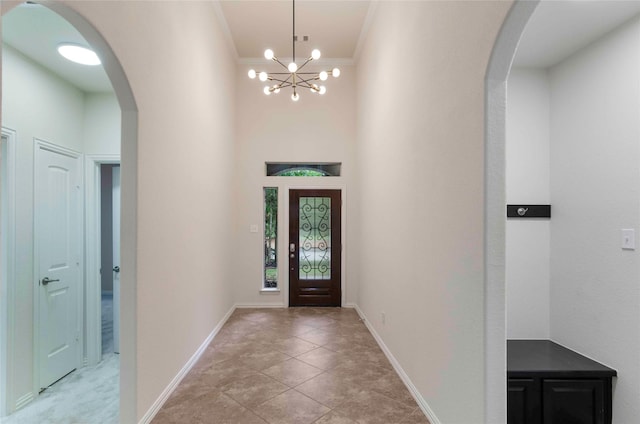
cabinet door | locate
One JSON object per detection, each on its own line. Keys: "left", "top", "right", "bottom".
{"left": 508, "top": 378, "right": 541, "bottom": 424}
{"left": 543, "top": 379, "right": 605, "bottom": 424}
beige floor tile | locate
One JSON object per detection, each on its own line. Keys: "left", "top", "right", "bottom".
{"left": 295, "top": 347, "right": 342, "bottom": 371}
{"left": 295, "top": 371, "right": 363, "bottom": 409}
{"left": 152, "top": 391, "right": 267, "bottom": 424}
{"left": 296, "top": 329, "right": 335, "bottom": 346}
{"left": 312, "top": 411, "right": 358, "bottom": 424}
{"left": 328, "top": 360, "right": 391, "bottom": 387}
{"left": 370, "top": 370, "right": 417, "bottom": 408}
{"left": 154, "top": 307, "right": 420, "bottom": 424}
{"left": 270, "top": 337, "right": 320, "bottom": 356}
{"left": 221, "top": 373, "right": 290, "bottom": 408}
{"left": 239, "top": 348, "right": 292, "bottom": 371}
{"left": 399, "top": 408, "right": 431, "bottom": 424}
{"left": 331, "top": 389, "right": 415, "bottom": 424}
{"left": 262, "top": 358, "right": 324, "bottom": 387}
{"left": 201, "top": 358, "right": 261, "bottom": 388}
{"left": 339, "top": 343, "right": 393, "bottom": 369}
{"left": 253, "top": 389, "right": 330, "bottom": 424}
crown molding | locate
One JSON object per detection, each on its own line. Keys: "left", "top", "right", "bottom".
{"left": 212, "top": 1, "right": 239, "bottom": 61}
{"left": 353, "top": 0, "right": 378, "bottom": 62}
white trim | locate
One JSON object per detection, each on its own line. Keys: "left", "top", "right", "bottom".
{"left": 353, "top": 305, "right": 441, "bottom": 424}
{"left": 484, "top": 2, "right": 539, "bottom": 422}
{"left": 0, "top": 127, "right": 17, "bottom": 416}
{"left": 14, "top": 393, "right": 34, "bottom": 412}
{"left": 236, "top": 303, "right": 286, "bottom": 309}
{"left": 353, "top": 1, "right": 379, "bottom": 63}
{"left": 259, "top": 289, "right": 281, "bottom": 294}
{"left": 84, "top": 155, "right": 120, "bottom": 367}
{"left": 32, "top": 138, "right": 84, "bottom": 394}
{"left": 138, "top": 305, "right": 237, "bottom": 424}
{"left": 211, "top": 0, "right": 239, "bottom": 61}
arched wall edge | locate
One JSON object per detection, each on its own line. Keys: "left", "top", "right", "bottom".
{"left": 484, "top": 1, "right": 539, "bottom": 423}
{"left": 0, "top": 1, "right": 139, "bottom": 422}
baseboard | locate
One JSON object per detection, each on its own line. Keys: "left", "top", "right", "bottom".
{"left": 138, "top": 304, "right": 237, "bottom": 424}
{"left": 235, "top": 303, "right": 286, "bottom": 308}
{"left": 14, "top": 392, "right": 34, "bottom": 412}
{"left": 353, "top": 305, "right": 441, "bottom": 424}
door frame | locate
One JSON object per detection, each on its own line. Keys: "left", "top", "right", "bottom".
{"left": 85, "top": 155, "right": 120, "bottom": 366}
{"left": 32, "top": 138, "right": 84, "bottom": 393}
{"left": 284, "top": 185, "right": 347, "bottom": 308}
{"left": 0, "top": 127, "right": 17, "bottom": 416}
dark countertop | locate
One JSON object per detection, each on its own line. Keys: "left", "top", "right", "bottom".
{"left": 507, "top": 340, "right": 617, "bottom": 378}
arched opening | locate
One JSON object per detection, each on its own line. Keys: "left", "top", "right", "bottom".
{"left": 485, "top": 2, "right": 539, "bottom": 422}
{"left": 488, "top": 1, "right": 640, "bottom": 421}
{"left": 0, "top": 1, "right": 138, "bottom": 422}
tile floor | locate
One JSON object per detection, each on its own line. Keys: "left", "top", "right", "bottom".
{"left": 153, "top": 308, "right": 430, "bottom": 424}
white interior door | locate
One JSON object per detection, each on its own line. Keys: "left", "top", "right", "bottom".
{"left": 112, "top": 166, "right": 120, "bottom": 354}
{"left": 36, "top": 143, "right": 81, "bottom": 389}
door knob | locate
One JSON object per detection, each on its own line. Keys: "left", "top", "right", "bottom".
{"left": 41, "top": 277, "right": 60, "bottom": 286}
{"left": 113, "top": 266, "right": 120, "bottom": 273}
{"left": 290, "top": 243, "right": 296, "bottom": 253}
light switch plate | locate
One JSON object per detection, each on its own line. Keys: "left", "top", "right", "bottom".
{"left": 250, "top": 224, "right": 259, "bottom": 233}
{"left": 622, "top": 229, "right": 635, "bottom": 250}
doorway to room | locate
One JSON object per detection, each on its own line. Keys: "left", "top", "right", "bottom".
{"left": 0, "top": 2, "right": 135, "bottom": 421}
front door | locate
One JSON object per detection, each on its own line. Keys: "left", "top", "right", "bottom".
{"left": 289, "top": 190, "right": 341, "bottom": 306}
{"left": 36, "top": 142, "right": 81, "bottom": 389}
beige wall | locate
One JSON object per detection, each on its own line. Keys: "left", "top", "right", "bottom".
{"left": 356, "top": 2, "right": 511, "bottom": 422}
{"left": 234, "top": 64, "right": 358, "bottom": 307}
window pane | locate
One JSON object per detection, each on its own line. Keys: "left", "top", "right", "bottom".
{"left": 264, "top": 188, "right": 277, "bottom": 288}
{"left": 299, "top": 197, "right": 331, "bottom": 280}
{"left": 266, "top": 162, "right": 341, "bottom": 176}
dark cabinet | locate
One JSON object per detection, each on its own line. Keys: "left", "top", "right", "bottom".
{"left": 507, "top": 340, "right": 616, "bottom": 424}
{"left": 508, "top": 379, "right": 540, "bottom": 424}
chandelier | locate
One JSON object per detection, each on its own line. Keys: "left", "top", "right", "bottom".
{"left": 247, "top": 0, "right": 340, "bottom": 102}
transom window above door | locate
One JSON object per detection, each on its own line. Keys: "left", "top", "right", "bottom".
{"left": 265, "top": 162, "right": 341, "bottom": 177}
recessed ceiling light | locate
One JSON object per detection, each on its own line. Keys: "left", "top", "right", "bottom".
{"left": 57, "top": 43, "right": 101, "bottom": 66}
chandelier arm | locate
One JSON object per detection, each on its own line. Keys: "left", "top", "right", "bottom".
{"left": 296, "top": 57, "right": 313, "bottom": 72}
{"left": 269, "top": 77, "right": 292, "bottom": 84}
{"left": 273, "top": 58, "right": 289, "bottom": 71}
{"left": 297, "top": 76, "right": 320, "bottom": 84}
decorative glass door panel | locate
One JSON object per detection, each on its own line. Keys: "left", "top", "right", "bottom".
{"left": 289, "top": 190, "right": 341, "bottom": 306}
{"left": 299, "top": 197, "right": 331, "bottom": 280}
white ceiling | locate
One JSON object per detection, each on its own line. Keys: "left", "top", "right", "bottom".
{"left": 4, "top": 1, "right": 640, "bottom": 93}
{"left": 217, "top": 0, "right": 372, "bottom": 61}
{"left": 2, "top": 3, "right": 113, "bottom": 93}
{"left": 514, "top": 0, "right": 640, "bottom": 68}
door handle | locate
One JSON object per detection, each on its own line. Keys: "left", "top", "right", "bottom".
{"left": 41, "top": 277, "right": 60, "bottom": 286}
{"left": 113, "top": 266, "right": 120, "bottom": 273}
{"left": 290, "top": 243, "right": 296, "bottom": 253}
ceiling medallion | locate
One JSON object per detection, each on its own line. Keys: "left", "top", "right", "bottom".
{"left": 248, "top": 0, "right": 340, "bottom": 102}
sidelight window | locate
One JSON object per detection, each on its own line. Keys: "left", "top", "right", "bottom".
{"left": 263, "top": 187, "right": 278, "bottom": 289}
